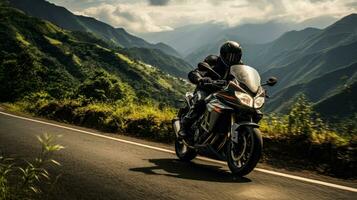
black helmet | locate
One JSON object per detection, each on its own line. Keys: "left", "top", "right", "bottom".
{"left": 220, "top": 41, "right": 242, "bottom": 66}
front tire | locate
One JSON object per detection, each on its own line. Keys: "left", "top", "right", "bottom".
{"left": 226, "top": 127, "right": 262, "bottom": 176}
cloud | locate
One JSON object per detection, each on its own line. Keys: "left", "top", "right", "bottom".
{"left": 148, "top": 0, "right": 170, "bottom": 6}
{"left": 65, "top": 0, "right": 357, "bottom": 33}
{"left": 76, "top": 3, "right": 174, "bottom": 33}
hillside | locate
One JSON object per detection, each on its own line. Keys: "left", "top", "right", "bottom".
{"left": 8, "top": 0, "right": 180, "bottom": 56}
{"left": 120, "top": 47, "right": 193, "bottom": 78}
{"left": 315, "top": 81, "right": 357, "bottom": 119}
{"left": 7, "top": 0, "right": 193, "bottom": 78}
{"left": 245, "top": 27, "right": 322, "bottom": 71}
{"left": 0, "top": 4, "right": 191, "bottom": 105}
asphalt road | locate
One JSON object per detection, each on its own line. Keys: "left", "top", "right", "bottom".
{"left": 0, "top": 111, "right": 356, "bottom": 200}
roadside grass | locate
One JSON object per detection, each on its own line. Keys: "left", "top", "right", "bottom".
{"left": 5, "top": 97, "right": 176, "bottom": 143}
{"left": 0, "top": 134, "right": 63, "bottom": 200}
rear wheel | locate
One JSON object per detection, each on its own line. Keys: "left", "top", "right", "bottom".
{"left": 175, "top": 138, "right": 197, "bottom": 161}
{"left": 226, "top": 127, "right": 262, "bottom": 176}
{"left": 174, "top": 106, "right": 197, "bottom": 161}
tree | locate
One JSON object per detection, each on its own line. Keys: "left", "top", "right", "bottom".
{"left": 77, "top": 71, "right": 124, "bottom": 102}
{"left": 0, "top": 51, "right": 42, "bottom": 102}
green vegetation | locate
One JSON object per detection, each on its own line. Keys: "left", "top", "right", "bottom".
{"left": 0, "top": 4, "right": 192, "bottom": 105}
{"left": 261, "top": 95, "right": 354, "bottom": 146}
{"left": 260, "top": 95, "right": 356, "bottom": 177}
{"left": 0, "top": 134, "right": 63, "bottom": 200}
{"left": 7, "top": 97, "right": 176, "bottom": 143}
{"left": 8, "top": 0, "right": 189, "bottom": 76}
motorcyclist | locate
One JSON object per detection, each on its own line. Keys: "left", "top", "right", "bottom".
{"left": 179, "top": 41, "right": 243, "bottom": 141}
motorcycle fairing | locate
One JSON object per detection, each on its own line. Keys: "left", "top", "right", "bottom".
{"left": 202, "top": 99, "right": 233, "bottom": 133}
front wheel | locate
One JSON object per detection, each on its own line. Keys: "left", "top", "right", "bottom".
{"left": 226, "top": 127, "right": 262, "bottom": 176}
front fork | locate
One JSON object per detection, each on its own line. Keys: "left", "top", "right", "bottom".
{"left": 172, "top": 119, "right": 181, "bottom": 138}
{"left": 230, "top": 114, "right": 259, "bottom": 144}
{"left": 230, "top": 114, "right": 239, "bottom": 143}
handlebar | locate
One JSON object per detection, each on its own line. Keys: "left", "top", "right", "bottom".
{"left": 202, "top": 80, "right": 227, "bottom": 88}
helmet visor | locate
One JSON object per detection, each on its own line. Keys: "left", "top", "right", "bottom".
{"left": 223, "top": 53, "right": 241, "bottom": 65}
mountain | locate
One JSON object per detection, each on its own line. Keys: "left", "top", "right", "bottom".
{"left": 256, "top": 14, "right": 357, "bottom": 118}
{"left": 245, "top": 27, "right": 322, "bottom": 71}
{"left": 7, "top": 0, "right": 192, "bottom": 78}
{"left": 181, "top": 22, "right": 308, "bottom": 65}
{"left": 140, "top": 19, "right": 335, "bottom": 59}
{"left": 140, "top": 22, "right": 227, "bottom": 56}
{"left": 141, "top": 21, "right": 293, "bottom": 58}
{"left": 0, "top": 3, "right": 191, "bottom": 105}
{"left": 8, "top": 0, "right": 182, "bottom": 58}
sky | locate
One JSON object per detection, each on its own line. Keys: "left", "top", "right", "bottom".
{"left": 47, "top": 0, "right": 357, "bottom": 33}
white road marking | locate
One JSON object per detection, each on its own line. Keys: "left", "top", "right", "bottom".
{"left": 0, "top": 111, "right": 356, "bottom": 193}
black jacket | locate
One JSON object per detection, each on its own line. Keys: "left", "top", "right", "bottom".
{"left": 188, "top": 55, "right": 243, "bottom": 86}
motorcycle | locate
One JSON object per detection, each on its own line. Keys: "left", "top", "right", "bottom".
{"left": 172, "top": 64, "right": 277, "bottom": 176}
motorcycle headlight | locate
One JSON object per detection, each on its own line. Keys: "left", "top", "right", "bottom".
{"left": 235, "top": 91, "right": 253, "bottom": 107}
{"left": 254, "top": 96, "right": 265, "bottom": 109}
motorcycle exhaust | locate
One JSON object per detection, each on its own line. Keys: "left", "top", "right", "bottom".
{"left": 172, "top": 119, "right": 181, "bottom": 137}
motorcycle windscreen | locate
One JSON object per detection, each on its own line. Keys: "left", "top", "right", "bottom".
{"left": 230, "top": 65, "right": 261, "bottom": 94}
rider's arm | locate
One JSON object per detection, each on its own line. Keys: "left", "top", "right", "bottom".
{"left": 188, "top": 55, "right": 220, "bottom": 85}
{"left": 188, "top": 69, "right": 203, "bottom": 85}
{"left": 188, "top": 61, "right": 212, "bottom": 84}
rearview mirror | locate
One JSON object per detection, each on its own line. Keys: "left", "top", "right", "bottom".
{"left": 264, "top": 77, "right": 278, "bottom": 86}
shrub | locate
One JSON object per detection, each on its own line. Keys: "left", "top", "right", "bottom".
{"left": 287, "top": 94, "right": 315, "bottom": 137}
{"left": 77, "top": 71, "right": 129, "bottom": 102}
{"left": 74, "top": 103, "right": 114, "bottom": 130}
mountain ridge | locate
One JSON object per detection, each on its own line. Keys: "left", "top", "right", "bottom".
{"left": 257, "top": 14, "right": 357, "bottom": 117}
{"left": 8, "top": 0, "right": 192, "bottom": 78}
{"left": 8, "top": 0, "right": 182, "bottom": 58}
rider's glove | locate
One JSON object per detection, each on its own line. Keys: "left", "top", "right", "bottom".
{"left": 198, "top": 77, "right": 212, "bottom": 86}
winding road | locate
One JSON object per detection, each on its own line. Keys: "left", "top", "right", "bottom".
{"left": 0, "top": 110, "right": 356, "bottom": 200}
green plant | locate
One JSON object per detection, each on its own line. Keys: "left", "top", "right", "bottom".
{"left": 0, "top": 156, "right": 13, "bottom": 200}
{"left": 260, "top": 94, "right": 350, "bottom": 146}
{"left": 0, "top": 134, "right": 63, "bottom": 200}
{"left": 287, "top": 94, "right": 314, "bottom": 137}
